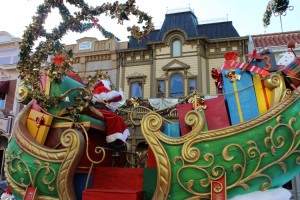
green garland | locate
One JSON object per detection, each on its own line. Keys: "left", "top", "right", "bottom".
{"left": 17, "top": 0, "right": 154, "bottom": 119}
{"left": 263, "top": 0, "right": 293, "bottom": 27}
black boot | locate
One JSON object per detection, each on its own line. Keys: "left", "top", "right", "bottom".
{"left": 109, "top": 140, "right": 125, "bottom": 151}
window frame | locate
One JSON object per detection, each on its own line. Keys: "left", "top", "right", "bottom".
{"left": 187, "top": 77, "right": 197, "bottom": 95}
{"left": 169, "top": 72, "right": 184, "bottom": 98}
{"left": 156, "top": 79, "right": 166, "bottom": 98}
{"left": 129, "top": 80, "right": 144, "bottom": 98}
{"left": 171, "top": 39, "right": 182, "bottom": 57}
{"left": 126, "top": 73, "right": 147, "bottom": 98}
{"left": 0, "top": 92, "right": 6, "bottom": 110}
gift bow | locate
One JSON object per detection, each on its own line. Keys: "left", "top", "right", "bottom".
{"left": 226, "top": 70, "right": 241, "bottom": 81}
{"left": 53, "top": 55, "right": 65, "bottom": 66}
{"left": 224, "top": 60, "right": 271, "bottom": 76}
{"left": 35, "top": 116, "right": 45, "bottom": 128}
{"left": 211, "top": 68, "right": 223, "bottom": 89}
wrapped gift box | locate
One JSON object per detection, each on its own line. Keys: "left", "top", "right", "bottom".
{"left": 277, "top": 50, "right": 295, "bottom": 69}
{"left": 281, "top": 58, "right": 300, "bottom": 87}
{"left": 176, "top": 103, "right": 208, "bottom": 135}
{"left": 162, "top": 122, "right": 180, "bottom": 137}
{"left": 256, "top": 52, "right": 277, "bottom": 72}
{"left": 252, "top": 74, "right": 273, "bottom": 114}
{"left": 176, "top": 103, "right": 193, "bottom": 136}
{"left": 204, "top": 96, "right": 230, "bottom": 130}
{"left": 222, "top": 68, "right": 259, "bottom": 125}
{"left": 26, "top": 109, "right": 53, "bottom": 144}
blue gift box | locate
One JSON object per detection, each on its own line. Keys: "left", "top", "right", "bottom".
{"left": 256, "top": 52, "right": 278, "bottom": 72}
{"left": 74, "top": 172, "right": 93, "bottom": 200}
{"left": 222, "top": 68, "right": 259, "bottom": 125}
{"left": 162, "top": 122, "right": 180, "bottom": 137}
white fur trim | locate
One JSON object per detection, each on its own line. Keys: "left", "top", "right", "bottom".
{"left": 229, "top": 187, "right": 291, "bottom": 200}
{"left": 93, "top": 90, "right": 121, "bottom": 103}
{"left": 1, "top": 193, "right": 14, "bottom": 200}
{"left": 106, "top": 129, "right": 130, "bottom": 143}
{"left": 101, "top": 80, "right": 111, "bottom": 90}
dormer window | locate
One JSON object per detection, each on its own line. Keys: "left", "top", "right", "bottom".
{"left": 172, "top": 39, "right": 181, "bottom": 57}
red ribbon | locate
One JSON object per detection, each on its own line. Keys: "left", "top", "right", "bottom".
{"left": 53, "top": 55, "right": 65, "bottom": 66}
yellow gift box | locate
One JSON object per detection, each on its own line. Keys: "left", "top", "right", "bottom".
{"left": 252, "top": 74, "right": 286, "bottom": 114}
{"left": 253, "top": 74, "right": 273, "bottom": 114}
{"left": 26, "top": 109, "right": 53, "bottom": 144}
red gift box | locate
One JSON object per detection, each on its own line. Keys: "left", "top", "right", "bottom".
{"left": 204, "top": 97, "right": 230, "bottom": 130}
{"left": 176, "top": 103, "right": 193, "bottom": 136}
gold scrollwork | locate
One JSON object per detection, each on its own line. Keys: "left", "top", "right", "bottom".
{"left": 142, "top": 90, "right": 300, "bottom": 199}
{"left": 15, "top": 81, "right": 32, "bottom": 104}
{"left": 5, "top": 149, "right": 57, "bottom": 192}
{"left": 175, "top": 113, "right": 300, "bottom": 198}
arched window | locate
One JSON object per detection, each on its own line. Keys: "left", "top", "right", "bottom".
{"left": 170, "top": 74, "right": 183, "bottom": 97}
{"left": 130, "top": 81, "right": 143, "bottom": 98}
{"left": 172, "top": 39, "right": 181, "bottom": 57}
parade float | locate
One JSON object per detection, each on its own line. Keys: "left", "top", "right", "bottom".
{"left": 1, "top": 0, "right": 300, "bottom": 200}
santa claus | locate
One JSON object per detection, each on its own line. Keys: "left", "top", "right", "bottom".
{"left": 1, "top": 188, "right": 14, "bottom": 200}
{"left": 92, "top": 80, "right": 129, "bottom": 151}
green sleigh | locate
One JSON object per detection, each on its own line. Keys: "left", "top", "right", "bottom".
{"left": 142, "top": 88, "right": 300, "bottom": 199}
{"left": 3, "top": 0, "right": 300, "bottom": 199}
{"left": 4, "top": 76, "right": 300, "bottom": 199}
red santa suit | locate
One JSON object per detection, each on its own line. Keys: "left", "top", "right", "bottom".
{"left": 92, "top": 80, "right": 130, "bottom": 145}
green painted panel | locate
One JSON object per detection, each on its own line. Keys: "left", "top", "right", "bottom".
{"left": 6, "top": 137, "right": 62, "bottom": 199}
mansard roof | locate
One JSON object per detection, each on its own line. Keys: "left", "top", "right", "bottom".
{"left": 128, "top": 9, "right": 240, "bottom": 49}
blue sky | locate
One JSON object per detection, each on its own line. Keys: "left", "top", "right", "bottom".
{"left": 0, "top": 0, "right": 299, "bottom": 44}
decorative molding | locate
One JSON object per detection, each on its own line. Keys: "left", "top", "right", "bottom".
{"left": 126, "top": 72, "right": 147, "bottom": 85}
{"left": 162, "top": 59, "right": 190, "bottom": 71}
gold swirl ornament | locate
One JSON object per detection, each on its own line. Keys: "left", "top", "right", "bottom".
{"left": 264, "top": 72, "right": 289, "bottom": 105}
{"left": 15, "top": 81, "right": 32, "bottom": 104}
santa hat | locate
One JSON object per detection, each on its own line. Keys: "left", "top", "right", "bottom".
{"left": 92, "top": 80, "right": 123, "bottom": 103}
{"left": 1, "top": 188, "right": 14, "bottom": 200}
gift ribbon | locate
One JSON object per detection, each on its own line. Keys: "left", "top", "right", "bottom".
{"left": 224, "top": 61, "right": 271, "bottom": 76}
{"left": 28, "top": 115, "right": 50, "bottom": 139}
{"left": 259, "top": 74, "right": 270, "bottom": 110}
{"left": 35, "top": 116, "right": 44, "bottom": 128}
{"left": 233, "top": 81, "right": 243, "bottom": 123}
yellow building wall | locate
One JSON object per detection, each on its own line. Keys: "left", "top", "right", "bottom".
{"left": 123, "top": 64, "right": 151, "bottom": 99}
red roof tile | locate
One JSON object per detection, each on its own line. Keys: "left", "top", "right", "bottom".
{"left": 252, "top": 31, "right": 300, "bottom": 48}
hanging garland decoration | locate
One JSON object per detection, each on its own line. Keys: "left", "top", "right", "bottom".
{"left": 16, "top": 0, "right": 154, "bottom": 119}
{"left": 80, "top": 22, "right": 120, "bottom": 41}
{"left": 263, "top": 0, "right": 294, "bottom": 27}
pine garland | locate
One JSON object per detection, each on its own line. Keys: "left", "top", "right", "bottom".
{"left": 16, "top": 0, "right": 154, "bottom": 117}
{"left": 263, "top": 0, "right": 293, "bottom": 27}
